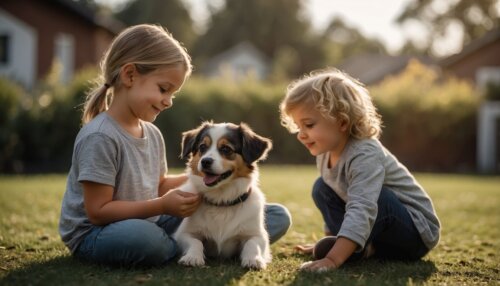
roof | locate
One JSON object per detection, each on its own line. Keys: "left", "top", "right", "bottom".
{"left": 440, "top": 27, "right": 500, "bottom": 68}
{"left": 51, "top": 0, "right": 124, "bottom": 34}
{"left": 338, "top": 53, "right": 434, "bottom": 85}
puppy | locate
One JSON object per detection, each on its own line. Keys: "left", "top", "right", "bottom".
{"left": 173, "top": 121, "right": 272, "bottom": 269}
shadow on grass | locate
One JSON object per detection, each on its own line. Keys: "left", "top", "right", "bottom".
{"left": 290, "top": 254, "right": 438, "bottom": 286}
{"left": 0, "top": 256, "right": 250, "bottom": 286}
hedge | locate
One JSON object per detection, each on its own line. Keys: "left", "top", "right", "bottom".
{"left": 371, "top": 60, "right": 479, "bottom": 172}
{"left": 0, "top": 61, "right": 480, "bottom": 173}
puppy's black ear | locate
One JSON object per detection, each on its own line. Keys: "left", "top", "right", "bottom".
{"left": 180, "top": 122, "right": 211, "bottom": 160}
{"left": 239, "top": 123, "right": 272, "bottom": 164}
{"left": 180, "top": 129, "right": 198, "bottom": 160}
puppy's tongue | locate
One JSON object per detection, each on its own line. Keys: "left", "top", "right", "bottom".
{"left": 203, "top": 174, "right": 220, "bottom": 185}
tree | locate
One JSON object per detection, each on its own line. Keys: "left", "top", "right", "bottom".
{"left": 193, "top": 0, "right": 308, "bottom": 57}
{"left": 398, "top": 40, "right": 427, "bottom": 56}
{"left": 396, "top": 0, "right": 500, "bottom": 56}
{"left": 191, "top": 0, "right": 326, "bottom": 77}
{"left": 320, "top": 17, "right": 387, "bottom": 65}
{"left": 114, "top": 0, "right": 196, "bottom": 49}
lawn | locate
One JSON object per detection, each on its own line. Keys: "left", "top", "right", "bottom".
{"left": 0, "top": 165, "right": 499, "bottom": 285}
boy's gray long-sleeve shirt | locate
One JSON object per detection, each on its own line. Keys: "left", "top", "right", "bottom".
{"left": 316, "top": 138, "right": 441, "bottom": 250}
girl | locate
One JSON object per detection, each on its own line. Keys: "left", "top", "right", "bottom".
{"left": 279, "top": 68, "right": 440, "bottom": 272}
{"left": 59, "top": 24, "right": 291, "bottom": 267}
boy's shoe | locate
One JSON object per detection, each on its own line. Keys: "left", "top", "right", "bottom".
{"left": 313, "top": 236, "right": 337, "bottom": 260}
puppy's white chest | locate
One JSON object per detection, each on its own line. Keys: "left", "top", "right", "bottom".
{"left": 191, "top": 204, "right": 249, "bottom": 239}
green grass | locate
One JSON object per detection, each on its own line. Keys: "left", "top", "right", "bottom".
{"left": 0, "top": 166, "right": 499, "bottom": 285}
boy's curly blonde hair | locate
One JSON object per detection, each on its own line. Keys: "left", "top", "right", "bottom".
{"left": 280, "top": 68, "right": 382, "bottom": 139}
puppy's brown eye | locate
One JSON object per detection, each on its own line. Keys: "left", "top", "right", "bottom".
{"left": 199, "top": 143, "right": 208, "bottom": 153}
{"left": 219, "top": 145, "right": 233, "bottom": 156}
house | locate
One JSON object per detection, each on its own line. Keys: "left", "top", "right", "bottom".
{"left": 440, "top": 27, "right": 500, "bottom": 86}
{"left": 0, "top": 0, "right": 122, "bottom": 88}
{"left": 441, "top": 28, "right": 500, "bottom": 174}
{"left": 202, "top": 41, "right": 270, "bottom": 81}
{"left": 337, "top": 53, "right": 435, "bottom": 85}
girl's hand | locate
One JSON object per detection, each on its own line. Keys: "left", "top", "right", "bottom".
{"left": 294, "top": 244, "right": 314, "bottom": 254}
{"left": 299, "top": 257, "right": 338, "bottom": 272}
{"left": 161, "top": 189, "right": 201, "bottom": 217}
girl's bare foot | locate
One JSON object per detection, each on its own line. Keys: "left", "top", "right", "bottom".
{"left": 294, "top": 244, "right": 315, "bottom": 254}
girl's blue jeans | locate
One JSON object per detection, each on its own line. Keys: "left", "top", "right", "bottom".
{"left": 312, "top": 177, "right": 429, "bottom": 261}
{"left": 74, "top": 203, "right": 291, "bottom": 266}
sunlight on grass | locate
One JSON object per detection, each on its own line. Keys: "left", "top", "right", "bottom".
{"left": 0, "top": 167, "right": 499, "bottom": 285}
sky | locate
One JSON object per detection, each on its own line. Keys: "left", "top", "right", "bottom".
{"left": 101, "top": 0, "right": 465, "bottom": 57}
{"left": 304, "top": 0, "right": 423, "bottom": 53}
{"left": 302, "top": 0, "right": 465, "bottom": 56}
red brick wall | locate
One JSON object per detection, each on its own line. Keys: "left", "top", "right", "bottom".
{"left": 443, "top": 39, "right": 500, "bottom": 82}
{"left": 1, "top": 0, "right": 115, "bottom": 80}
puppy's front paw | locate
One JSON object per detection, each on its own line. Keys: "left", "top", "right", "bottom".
{"left": 241, "top": 256, "right": 267, "bottom": 270}
{"left": 178, "top": 254, "right": 205, "bottom": 267}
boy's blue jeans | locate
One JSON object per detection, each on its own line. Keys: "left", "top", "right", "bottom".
{"left": 312, "top": 177, "right": 429, "bottom": 261}
{"left": 74, "top": 204, "right": 291, "bottom": 266}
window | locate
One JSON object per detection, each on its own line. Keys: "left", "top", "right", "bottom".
{"left": 54, "top": 33, "right": 74, "bottom": 83}
{"left": 0, "top": 34, "right": 9, "bottom": 64}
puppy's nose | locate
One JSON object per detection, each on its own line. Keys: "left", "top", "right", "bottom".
{"left": 201, "top": 158, "right": 213, "bottom": 169}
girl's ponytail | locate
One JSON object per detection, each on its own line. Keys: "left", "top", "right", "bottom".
{"left": 81, "top": 45, "right": 115, "bottom": 124}
{"left": 82, "top": 83, "right": 111, "bottom": 124}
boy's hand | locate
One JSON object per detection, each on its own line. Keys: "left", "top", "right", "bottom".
{"left": 298, "top": 237, "right": 357, "bottom": 272}
{"left": 161, "top": 189, "right": 201, "bottom": 217}
{"left": 299, "top": 257, "right": 338, "bottom": 272}
{"left": 295, "top": 243, "right": 338, "bottom": 272}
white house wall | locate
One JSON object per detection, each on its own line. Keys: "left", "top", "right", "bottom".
{"left": 477, "top": 102, "right": 500, "bottom": 173}
{"left": 208, "top": 52, "right": 268, "bottom": 80}
{"left": 208, "top": 53, "right": 269, "bottom": 80}
{"left": 0, "top": 8, "right": 37, "bottom": 88}
{"left": 228, "top": 52, "right": 267, "bottom": 79}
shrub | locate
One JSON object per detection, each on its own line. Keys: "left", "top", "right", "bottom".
{"left": 1, "top": 61, "right": 480, "bottom": 173}
{"left": 0, "top": 78, "right": 25, "bottom": 172}
{"left": 370, "top": 60, "right": 479, "bottom": 171}
{"left": 13, "top": 67, "right": 96, "bottom": 173}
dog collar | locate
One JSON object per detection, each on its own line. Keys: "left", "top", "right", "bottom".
{"left": 203, "top": 188, "right": 252, "bottom": 207}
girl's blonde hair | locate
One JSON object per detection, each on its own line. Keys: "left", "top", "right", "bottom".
{"left": 82, "top": 24, "right": 193, "bottom": 124}
{"left": 280, "top": 68, "right": 382, "bottom": 139}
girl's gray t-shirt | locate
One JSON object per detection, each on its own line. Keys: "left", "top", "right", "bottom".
{"left": 59, "top": 112, "right": 167, "bottom": 253}
{"left": 316, "top": 138, "right": 441, "bottom": 250}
